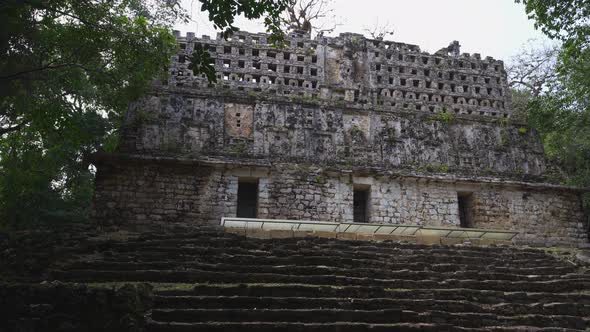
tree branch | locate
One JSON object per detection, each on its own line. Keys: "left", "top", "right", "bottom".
{"left": 0, "top": 120, "right": 29, "bottom": 136}
{"left": 0, "top": 63, "right": 94, "bottom": 81}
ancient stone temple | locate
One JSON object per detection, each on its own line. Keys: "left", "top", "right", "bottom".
{"left": 92, "top": 30, "right": 588, "bottom": 247}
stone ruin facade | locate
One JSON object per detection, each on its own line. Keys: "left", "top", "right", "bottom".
{"left": 92, "top": 30, "right": 589, "bottom": 247}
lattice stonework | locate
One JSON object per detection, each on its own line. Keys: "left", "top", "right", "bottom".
{"left": 169, "top": 30, "right": 512, "bottom": 118}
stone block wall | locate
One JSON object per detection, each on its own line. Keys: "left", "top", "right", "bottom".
{"left": 471, "top": 189, "right": 586, "bottom": 246}
{"left": 92, "top": 159, "right": 587, "bottom": 246}
{"left": 93, "top": 162, "right": 234, "bottom": 226}
{"left": 257, "top": 168, "right": 353, "bottom": 221}
{"left": 368, "top": 179, "right": 459, "bottom": 226}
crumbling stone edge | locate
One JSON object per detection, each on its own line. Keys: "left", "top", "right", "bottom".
{"left": 0, "top": 281, "right": 153, "bottom": 332}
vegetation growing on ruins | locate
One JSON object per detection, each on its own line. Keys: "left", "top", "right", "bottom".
{"left": 432, "top": 110, "right": 455, "bottom": 124}
{"left": 288, "top": 94, "right": 320, "bottom": 105}
{"left": 228, "top": 140, "right": 249, "bottom": 156}
{"left": 513, "top": 0, "right": 590, "bottom": 209}
{"left": 0, "top": 0, "right": 183, "bottom": 228}
{"left": 348, "top": 125, "right": 365, "bottom": 138}
{"left": 281, "top": 0, "right": 338, "bottom": 35}
{"left": 500, "top": 129, "right": 509, "bottom": 146}
{"left": 0, "top": 0, "right": 288, "bottom": 229}
{"left": 422, "top": 163, "right": 450, "bottom": 174}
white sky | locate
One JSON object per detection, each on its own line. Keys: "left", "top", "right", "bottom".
{"left": 175, "top": 0, "right": 550, "bottom": 63}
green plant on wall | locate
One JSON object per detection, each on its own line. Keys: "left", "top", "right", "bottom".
{"left": 382, "top": 127, "right": 397, "bottom": 145}
{"left": 334, "top": 99, "right": 347, "bottom": 107}
{"left": 289, "top": 94, "right": 318, "bottom": 105}
{"left": 247, "top": 90, "right": 259, "bottom": 99}
{"left": 343, "top": 158, "right": 354, "bottom": 169}
{"left": 314, "top": 174, "right": 327, "bottom": 184}
{"left": 433, "top": 110, "right": 455, "bottom": 124}
{"left": 500, "top": 129, "right": 508, "bottom": 146}
{"left": 518, "top": 127, "right": 528, "bottom": 135}
{"left": 438, "top": 164, "right": 450, "bottom": 173}
{"left": 348, "top": 125, "right": 366, "bottom": 147}
{"left": 350, "top": 35, "right": 361, "bottom": 47}
{"left": 498, "top": 116, "right": 511, "bottom": 127}
{"left": 425, "top": 163, "right": 450, "bottom": 173}
{"left": 349, "top": 125, "right": 364, "bottom": 137}
{"left": 229, "top": 141, "right": 248, "bottom": 156}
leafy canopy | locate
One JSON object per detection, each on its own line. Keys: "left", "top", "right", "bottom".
{"left": 0, "top": 0, "right": 185, "bottom": 228}
{"left": 200, "top": 0, "right": 289, "bottom": 42}
{"left": 0, "top": 0, "right": 288, "bottom": 229}
{"left": 188, "top": 0, "right": 290, "bottom": 82}
{"left": 514, "top": 0, "right": 590, "bottom": 213}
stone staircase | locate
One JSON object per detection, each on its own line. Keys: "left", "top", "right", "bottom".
{"left": 50, "top": 226, "right": 590, "bottom": 331}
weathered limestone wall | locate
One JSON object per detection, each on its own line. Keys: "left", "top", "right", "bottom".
{"left": 93, "top": 162, "right": 234, "bottom": 226}
{"left": 367, "top": 179, "right": 459, "bottom": 226}
{"left": 92, "top": 160, "right": 587, "bottom": 246}
{"left": 122, "top": 96, "right": 545, "bottom": 179}
{"left": 123, "top": 30, "right": 531, "bottom": 179}
{"left": 258, "top": 168, "right": 353, "bottom": 222}
{"left": 471, "top": 190, "right": 586, "bottom": 246}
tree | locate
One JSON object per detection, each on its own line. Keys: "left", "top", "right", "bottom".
{"left": 0, "top": 0, "right": 183, "bottom": 228}
{"left": 516, "top": 0, "right": 589, "bottom": 45}
{"left": 1, "top": 0, "right": 182, "bottom": 136}
{"left": 281, "top": 0, "right": 338, "bottom": 35}
{"left": 363, "top": 21, "right": 395, "bottom": 41}
{"left": 516, "top": 0, "right": 590, "bottom": 97}
{"left": 507, "top": 41, "right": 559, "bottom": 98}
{"left": 0, "top": 0, "right": 288, "bottom": 229}
{"left": 199, "top": 0, "right": 289, "bottom": 43}
{"left": 506, "top": 41, "right": 559, "bottom": 120}
{"left": 515, "top": 0, "right": 590, "bottom": 227}
{"left": 188, "top": 0, "right": 290, "bottom": 81}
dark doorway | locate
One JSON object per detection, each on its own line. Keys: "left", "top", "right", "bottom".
{"left": 237, "top": 179, "right": 258, "bottom": 218}
{"left": 353, "top": 187, "right": 370, "bottom": 223}
{"left": 458, "top": 192, "right": 474, "bottom": 228}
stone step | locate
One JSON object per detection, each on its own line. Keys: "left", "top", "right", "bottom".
{"left": 51, "top": 269, "right": 590, "bottom": 293}
{"left": 149, "top": 308, "right": 589, "bottom": 329}
{"left": 44, "top": 230, "right": 588, "bottom": 332}
{"left": 101, "top": 238, "right": 554, "bottom": 261}
{"left": 104, "top": 237, "right": 551, "bottom": 259}
{"left": 106, "top": 248, "right": 580, "bottom": 271}
{"left": 146, "top": 321, "right": 454, "bottom": 332}
{"left": 146, "top": 320, "right": 586, "bottom": 332}
{"left": 156, "top": 284, "right": 590, "bottom": 305}
{"left": 95, "top": 255, "right": 567, "bottom": 276}
{"left": 92, "top": 246, "right": 567, "bottom": 269}
{"left": 66, "top": 259, "right": 579, "bottom": 276}
{"left": 153, "top": 295, "right": 590, "bottom": 316}
{"left": 62, "top": 261, "right": 587, "bottom": 283}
